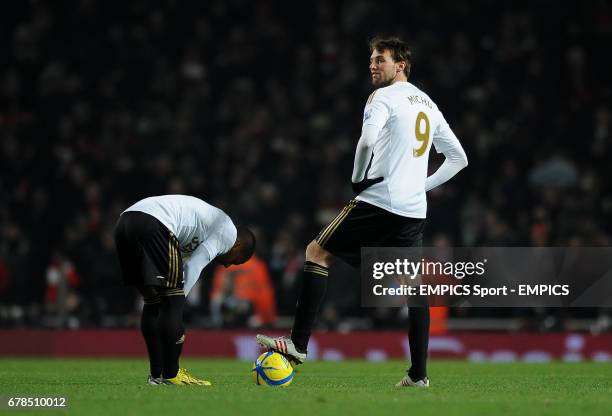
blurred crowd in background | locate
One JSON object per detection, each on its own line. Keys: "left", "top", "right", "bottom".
{"left": 1, "top": 0, "right": 611, "bottom": 331}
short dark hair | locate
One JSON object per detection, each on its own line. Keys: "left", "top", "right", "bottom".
{"left": 236, "top": 225, "right": 256, "bottom": 262}
{"left": 369, "top": 36, "right": 412, "bottom": 79}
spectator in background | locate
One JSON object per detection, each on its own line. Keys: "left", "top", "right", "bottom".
{"left": 210, "top": 254, "right": 276, "bottom": 328}
{"left": 44, "top": 251, "right": 81, "bottom": 328}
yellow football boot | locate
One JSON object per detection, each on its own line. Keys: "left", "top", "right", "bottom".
{"left": 161, "top": 368, "right": 212, "bottom": 386}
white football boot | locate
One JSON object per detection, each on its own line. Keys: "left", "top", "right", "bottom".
{"left": 255, "top": 334, "right": 307, "bottom": 365}
{"left": 395, "top": 375, "right": 430, "bottom": 388}
{"left": 147, "top": 375, "right": 162, "bottom": 385}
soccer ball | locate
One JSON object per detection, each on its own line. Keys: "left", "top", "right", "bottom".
{"left": 251, "top": 351, "right": 294, "bottom": 386}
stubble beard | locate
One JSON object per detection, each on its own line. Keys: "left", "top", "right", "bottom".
{"left": 372, "top": 77, "right": 391, "bottom": 88}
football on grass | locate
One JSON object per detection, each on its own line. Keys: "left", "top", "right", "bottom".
{"left": 251, "top": 351, "right": 294, "bottom": 386}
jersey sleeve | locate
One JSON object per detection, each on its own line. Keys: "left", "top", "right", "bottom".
{"left": 425, "top": 110, "right": 468, "bottom": 192}
{"left": 183, "top": 243, "right": 213, "bottom": 296}
{"left": 432, "top": 112, "right": 462, "bottom": 154}
{"left": 183, "top": 210, "right": 236, "bottom": 297}
{"left": 362, "top": 89, "right": 392, "bottom": 130}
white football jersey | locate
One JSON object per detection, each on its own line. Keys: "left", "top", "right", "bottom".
{"left": 123, "top": 195, "right": 237, "bottom": 295}
{"left": 356, "top": 81, "right": 463, "bottom": 218}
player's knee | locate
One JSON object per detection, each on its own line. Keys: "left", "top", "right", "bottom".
{"left": 305, "top": 240, "right": 321, "bottom": 261}
{"left": 305, "top": 240, "right": 332, "bottom": 267}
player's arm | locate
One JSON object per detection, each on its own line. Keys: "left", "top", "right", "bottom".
{"left": 352, "top": 124, "right": 382, "bottom": 182}
{"left": 352, "top": 92, "right": 390, "bottom": 194}
{"left": 182, "top": 244, "right": 213, "bottom": 296}
{"left": 425, "top": 117, "right": 468, "bottom": 192}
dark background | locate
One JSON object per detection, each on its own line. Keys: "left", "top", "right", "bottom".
{"left": 1, "top": 0, "right": 611, "bottom": 331}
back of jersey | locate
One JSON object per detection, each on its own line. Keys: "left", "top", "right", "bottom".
{"left": 356, "top": 82, "right": 460, "bottom": 218}
{"left": 124, "top": 194, "right": 236, "bottom": 259}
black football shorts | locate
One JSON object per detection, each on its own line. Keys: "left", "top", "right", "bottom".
{"left": 114, "top": 211, "right": 183, "bottom": 288}
{"left": 315, "top": 199, "right": 425, "bottom": 268}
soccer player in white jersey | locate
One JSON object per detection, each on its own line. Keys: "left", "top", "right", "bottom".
{"left": 257, "top": 36, "right": 467, "bottom": 387}
{"left": 114, "top": 195, "right": 255, "bottom": 385}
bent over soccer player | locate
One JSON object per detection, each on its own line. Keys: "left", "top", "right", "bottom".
{"left": 115, "top": 195, "right": 255, "bottom": 385}
{"left": 257, "top": 36, "right": 467, "bottom": 387}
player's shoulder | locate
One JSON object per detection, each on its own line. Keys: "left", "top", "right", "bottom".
{"left": 155, "top": 194, "right": 203, "bottom": 206}
{"left": 366, "top": 89, "right": 382, "bottom": 105}
{"left": 366, "top": 84, "right": 399, "bottom": 105}
{"left": 151, "top": 194, "right": 219, "bottom": 215}
{"left": 367, "top": 82, "right": 434, "bottom": 106}
{"left": 168, "top": 195, "right": 231, "bottom": 228}
{"left": 183, "top": 195, "right": 223, "bottom": 215}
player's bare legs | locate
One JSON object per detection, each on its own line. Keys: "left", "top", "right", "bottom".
{"left": 304, "top": 239, "right": 334, "bottom": 267}
{"left": 256, "top": 240, "right": 333, "bottom": 363}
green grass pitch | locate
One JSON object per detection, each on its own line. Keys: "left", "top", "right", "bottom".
{"left": 0, "top": 359, "right": 610, "bottom": 416}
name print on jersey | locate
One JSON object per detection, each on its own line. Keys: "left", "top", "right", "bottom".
{"left": 407, "top": 95, "right": 433, "bottom": 108}
{"left": 181, "top": 236, "right": 202, "bottom": 254}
